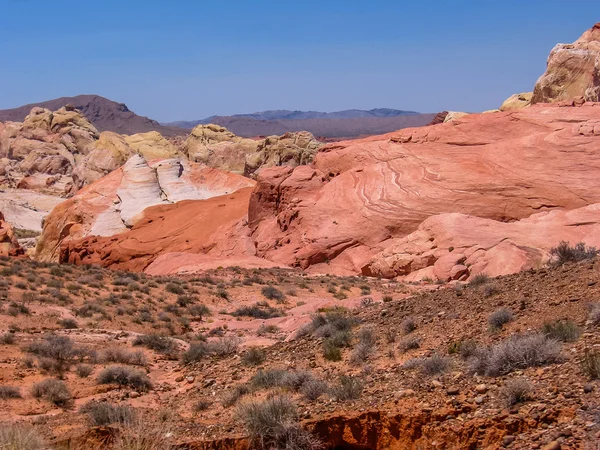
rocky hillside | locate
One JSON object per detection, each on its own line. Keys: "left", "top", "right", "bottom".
{"left": 0, "top": 95, "right": 186, "bottom": 137}
{"left": 169, "top": 112, "right": 436, "bottom": 139}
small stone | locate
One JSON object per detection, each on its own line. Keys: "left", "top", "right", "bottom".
{"left": 475, "top": 396, "right": 484, "bottom": 404}
{"left": 541, "top": 441, "right": 561, "bottom": 450}
{"left": 583, "top": 383, "right": 594, "bottom": 393}
{"left": 447, "top": 387, "right": 460, "bottom": 395}
{"left": 185, "top": 376, "right": 195, "bottom": 384}
{"left": 432, "top": 380, "right": 443, "bottom": 388}
{"left": 475, "top": 384, "right": 488, "bottom": 394}
{"left": 175, "top": 376, "right": 184, "bottom": 383}
{"left": 503, "top": 435, "right": 516, "bottom": 446}
{"left": 203, "top": 378, "right": 216, "bottom": 387}
{"left": 397, "top": 389, "right": 416, "bottom": 398}
{"left": 129, "top": 391, "right": 140, "bottom": 399}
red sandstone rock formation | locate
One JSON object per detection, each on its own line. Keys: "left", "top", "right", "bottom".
{"left": 0, "top": 212, "right": 22, "bottom": 256}
{"left": 533, "top": 23, "right": 600, "bottom": 104}
{"left": 248, "top": 102, "right": 600, "bottom": 275}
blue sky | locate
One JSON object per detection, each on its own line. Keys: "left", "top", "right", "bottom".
{"left": 0, "top": 1, "right": 597, "bottom": 121}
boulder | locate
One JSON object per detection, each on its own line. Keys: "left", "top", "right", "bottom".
{"left": 184, "top": 124, "right": 321, "bottom": 177}
{"left": 532, "top": 23, "right": 600, "bottom": 104}
{"left": 0, "top": 211, "right": 22, "bottom": 256}
{"left": 499, "top": 92, "right": 532, "bottom": 111}
{"left": 364, "top": 204, "right": 600, "bottom": 281}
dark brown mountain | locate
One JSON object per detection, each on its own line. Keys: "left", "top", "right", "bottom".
{"left": 0, "top": 95, "right": 186, "bottom": 136}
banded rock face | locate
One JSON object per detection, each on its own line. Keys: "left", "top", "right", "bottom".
{"left": 36, "top": 155, "right": 255, "bottom": 263}
{"left": 533, "top": 23, "right": 600, "bottom": 104}
{"left": 248, "top": 102, "right": 600, "bottom": 275}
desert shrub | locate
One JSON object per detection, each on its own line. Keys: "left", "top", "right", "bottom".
{"left": 323, "top": 342, "right": 342, "bottom": 361}
{"left": 75, "top": 302, "right": 106, "bottom": 318}
{"left": 421, "top": 354, "right": 452, "bottom": 376}
{"left": 76, "top": 364, "right": 94, "bottom": 378}
{"left": 82, "top": 401, "right": 135, "bottom": 426}
{"left": 231, "top": 303, "right": 284, "bottom": 319}
{"left": 500, "top": 378, "right": 532, "bottom": 406}
{"left": 210, "top": 336, "right": 241, "bottom": 356}
{"left": 27, "top": 335, "right": 77, "bottom": 375}
{"left": 331, "top": 375, "right": 363, "bottom": 401}
{"left": 300, "top": 378, "right": 328, "bottom": 401}
{"left": 382, "top": 295, "right": 393, "bottom": 303}
{"left": 0, "top": 426, "right": 46, "bottom": 450}
{"left": 468, "top": 273, "right": 490, "bottom": 287}
{"left": 236, "top": 395, "right": 320, "bottom": 450}
{"left": 401, "top": 317, "right": 417, "bottom": 334}
{"left": 448, "top": 339, "right": 477, "bottom": 358}
{"left": 250, "top": 369, "right": 287, "bottom": 390}
{"left": 133, "top": 334, "right": 178, "bottom": 357}
{"left": 222, "top": 384, "right": 251, "bottom": 408}
{"left": 182, "top": 342, "right": 210, "bottom": 364}
{"left": 242, "top": 347, "right": 266, "bottom": 366}
{"left": 0, "top": 332, "right": 16, "bottom": 345}
{"left": 261, "top": 286, "right": 285, "bottom": 302}
{"left": 350, "top": 342, "right": 372, "bottom": 365}
{"left": 488, "top": 308, "right": 514, "bottom": 331}
{"left": 102, "top": 348, "right": 147, "bottom": 366}
{"left": 188, "top": 303, "right": 211, "bottom": 318}
{"left": 542, "top": 319, "right": 581, "bottom": 342}
{"left": 0, "top": 385, "right": 21, "bottom": 399}
{"left": 550, "top": 241, "right": 597, "bottom": 265}
{"left": 308, "top": 310, "right": 357, "bottom": 339}
{"left": 58, "top": 318, "right": 79, "bottom": 329}
{"left": 31, "top": 378, "right": 72, "bottom": 406}
{"left": 257, "top": 324, "right": 280, "bottom": 336}
{"left": 469, "top": 333, "right": 561, "bottom": 376}
{"left": 97, "top": 366, "right": 153, "bottom": 392}
{"left": 582, "top": 348, "right": 600, "bottom": 379}
{"left": 112, "top": 424, "right": 174, "bottom": 450}
{"left": 166, "top": 283, "right": 185, "bottom": 295}
{"left": 399, "top": 335, "right": 422, "bottom": 353}
{"left": 193, "top": 399, "right": 212, "bottom": 412}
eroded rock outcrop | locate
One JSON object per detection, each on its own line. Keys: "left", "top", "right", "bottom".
{"left": 0, "top": 211, "right": 22, "bottom": 256}
{"left": 184, "top": 124, "right": 321, "bottom": 177}
{"left": 36, "top": 155, "right": 255, "bottom": 263}
{"left": 0, "top": 106, "right": 182, "bottom": 197}
{"left": 533, "top": 23, "right": 600, "bottom": 104}
{"left": 364, "top": 204, "right": 600, "bottom": 281}
{"left": 499, "top": 92, "right": 532, "bottom": 111}
{"left": 248, "top": 102, "right": 600, "bottom": 275}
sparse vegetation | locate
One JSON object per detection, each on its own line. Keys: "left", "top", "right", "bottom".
{"left": 102, "top": 348, "right": 147, "bottom": 366}
{"left": 468, "top": 273, "right": 490, "bottom": 287}
{"left": 133, "top": 334, "right": 178, "bottom": 357}
{"left": 488, "top": 308, "right": 514, "bottom": 331}
{"left": 261, "top": 285, "right": 285, "bottom": 302}
{"left": 420, "top": 354, "right": 452, "bottom": 376}
{"left": 470, "top": 333, "right": 561, "bottom": 376}
{"left": 401, "top": 317, "right": 417, "bottom": 334}
{"left": 331, "top": 375, "right": 363, "bottom": 400}
{"left": 399, "top": 335, "right": 422, "bottom": 353}
{"left": 242, "top": 347, "right": 266, "bottom": 366}
{"left": 31, "top": 378, "right": 72, "bottom": 406}
{"left": 0, "top": 332, "right": 16, "bottom": 344}
{"left": 0, "top": 385, "right": 21, "bottom": 399}
{"left": 0, "top": 426, "right": 46, "bottom": 450}
{"left": 550, "top": 241, "right": 597, "bottom": 265}
{"left": 542, "top": 319, "right": 581, "bottom": 342}
{"left": 501, "top": 378, "right": 532, "bottom": 406}
{"left": 97, "top": 366, "right": 153, "bottom": 391}
{"left": 82, "top": 401, "right": 135, "bottom": 426}
{"left": 236, "top": 395, "right": 321, "bottom": 450}
{"left": 232, "top": 303, "right": 284, "bottom": 319}
{"left": 582, "top": 348, "right": 600, "bottom": 379}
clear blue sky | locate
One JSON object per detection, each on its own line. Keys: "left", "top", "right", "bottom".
{"left": 0, "top": 0, "right": 597, "bottom": 121}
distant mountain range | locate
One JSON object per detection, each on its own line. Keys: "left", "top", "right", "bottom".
{"left": 0, "top": 96, "right": 436, "bottom": 139}
{"left": 0, "top": 95, "right": 185, "bottom": 136}
{"left": 166, "top": 108, "right": 435, "bottom": 139}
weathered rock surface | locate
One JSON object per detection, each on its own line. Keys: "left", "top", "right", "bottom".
{"left": 0, "top": 211, "right": 22, "bottom": 256}
{"left": 36, "top": 156, "right": 255, "bottom": 263}
{"left": 0, "top": 190, "right": 64, "bottom": 233}
{"left": 54, "top": 187, "right": 257, "bottom": 272}
{"left": 0, "top": 107, "right": 181, "bottom": 197}
{"left": 533, "top": 23, "right": 600, "bottom": 104}
{"left": 184, "top": 124, "right": 321, "bottom": 177}
{"left": 248, "top": 102, "right": 600, "bottom": 275}
{"left": 364, "top": 204, "right": 600, "bottom": 281}
{"left": 499, "top": 92, "right": 532, "bottom": 111}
